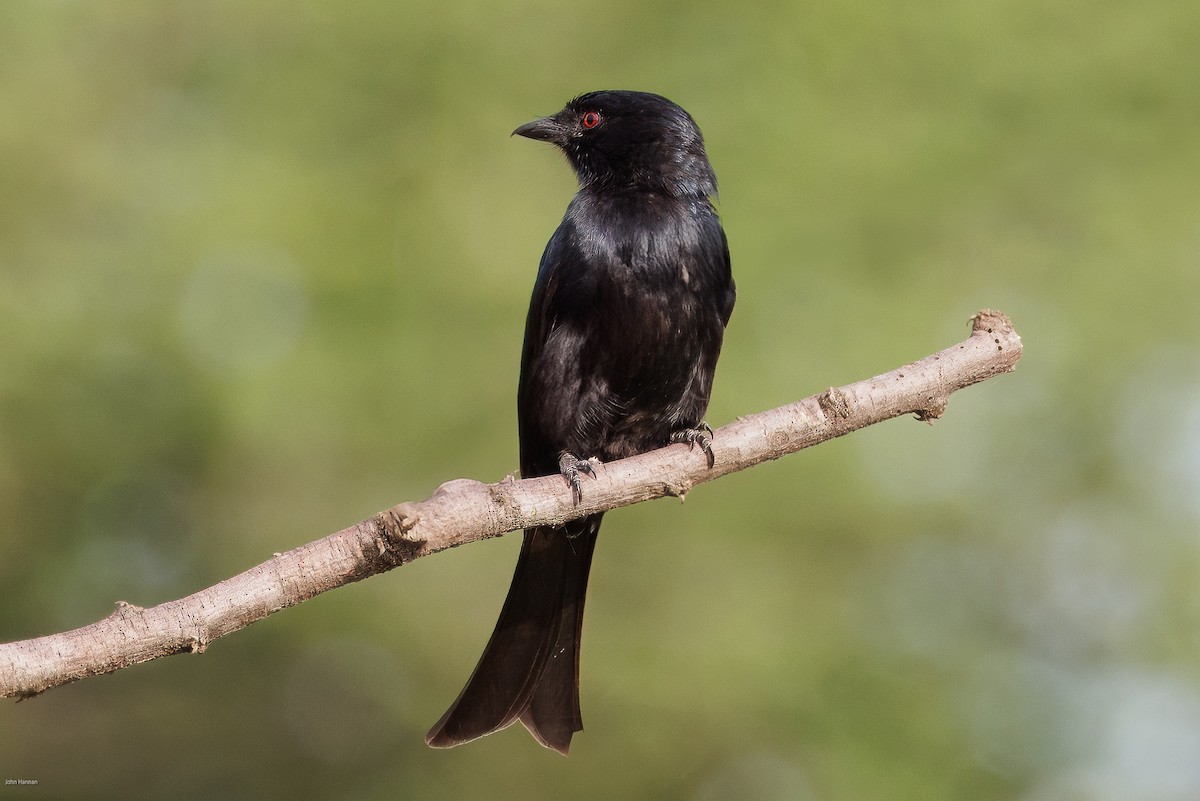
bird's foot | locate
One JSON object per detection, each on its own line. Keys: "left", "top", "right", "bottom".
{"left": 558, "top": 450, "right": 597, "bottom": 505}
{"left": 671, "top": 422, "right": 715, "bottom": 468}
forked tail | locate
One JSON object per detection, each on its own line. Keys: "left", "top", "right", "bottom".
{"left": 426, "top": 515, "right": 601, "bottom": 754}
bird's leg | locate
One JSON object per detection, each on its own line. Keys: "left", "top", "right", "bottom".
{"left": 558, "top": 450, "right": 596, "bottom": 505}
{"left": 671, "top": 421, "right": 715, "bottom": 468}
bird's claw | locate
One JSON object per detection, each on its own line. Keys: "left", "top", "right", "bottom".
{"left": 672, "top": 422, "right": 716, "bottom": 468}
{"left": 558, "top": 451, "right": 596, "bottom": 505}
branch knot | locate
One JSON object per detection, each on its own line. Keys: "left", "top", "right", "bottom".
{"left": 818, "top": 386, "right": 853, "bottom": 421}
{"left": 372, "top": 504, "right": 425, "bottom": 566}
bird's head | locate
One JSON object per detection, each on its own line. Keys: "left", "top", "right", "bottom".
{"left": 513, "top": 90, "right": 717, "bottom": 198}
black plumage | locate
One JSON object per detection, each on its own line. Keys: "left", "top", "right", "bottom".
{"left": 426, "top": 90, "right": 735, "bottom": 754}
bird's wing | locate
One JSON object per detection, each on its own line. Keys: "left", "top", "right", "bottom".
{"left": 517, "top": 221, "right": 584, "bottom": 478}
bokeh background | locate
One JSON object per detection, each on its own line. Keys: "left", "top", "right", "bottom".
{"left": 2, "top": 0, "right": 1199, "bottom": 798}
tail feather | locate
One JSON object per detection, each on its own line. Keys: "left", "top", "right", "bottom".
{"left": 426, "top": 516, "right": 601, "bottom": 753}
{"left": 520, "top": 525, "right": 597, "bottom": 753}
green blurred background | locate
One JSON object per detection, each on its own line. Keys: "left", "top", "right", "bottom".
{"left": 2, "top": 0, "right": 1199, "bottom": 798}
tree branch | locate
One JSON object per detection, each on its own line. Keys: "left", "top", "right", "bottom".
{"left": 0, "top": 310, "right": 1021, "bottom": 699}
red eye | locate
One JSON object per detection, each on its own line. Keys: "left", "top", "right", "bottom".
{"left": 581, "top": 111, "right": 602, "bottom": 129}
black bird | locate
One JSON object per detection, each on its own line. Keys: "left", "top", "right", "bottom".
{"left": 426, "top": 90, "right": 735, "bottom": 754}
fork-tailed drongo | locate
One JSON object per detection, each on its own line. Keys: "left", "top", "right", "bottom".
{"left": 426, "top": 90, "right": 735, "bottom": 754}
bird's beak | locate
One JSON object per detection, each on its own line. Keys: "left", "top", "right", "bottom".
{"left": 512, "top": 115, "right": 568, "bottom": 145}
